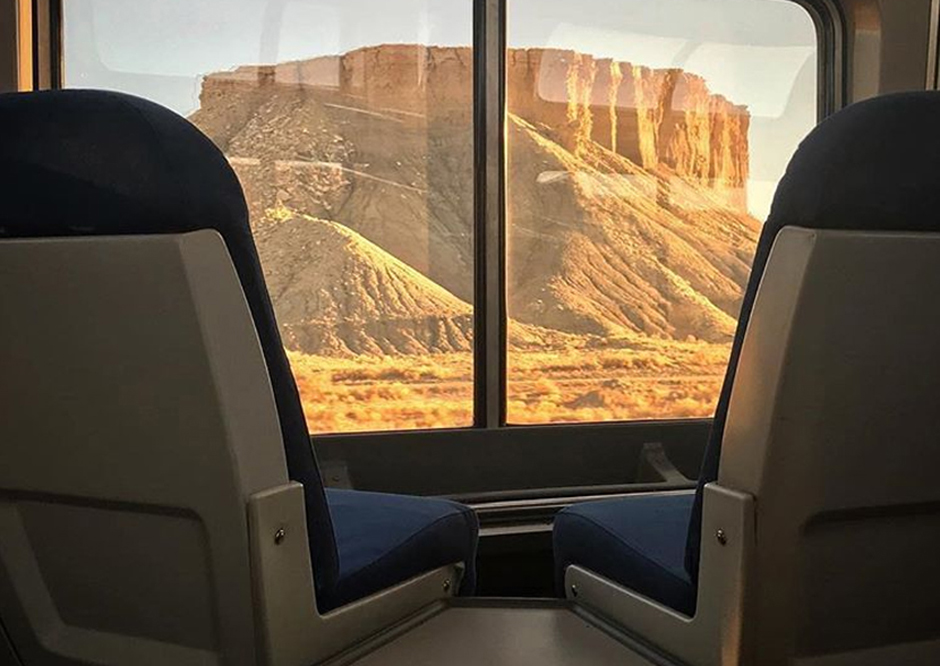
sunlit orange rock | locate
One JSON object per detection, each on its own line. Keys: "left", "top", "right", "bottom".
{"left": 200, "top": 45, "right": 749, "bottom": 211}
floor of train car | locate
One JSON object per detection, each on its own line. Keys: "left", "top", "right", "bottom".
{"left": 475, "top": 528, "right": 557, "bottom": 598}
{"left": 329, "top": 600, "right": 665, "bottom": 666}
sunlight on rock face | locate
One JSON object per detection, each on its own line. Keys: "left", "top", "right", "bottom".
{"left": 189, "top": 44, "right": 756, "bottom": 433}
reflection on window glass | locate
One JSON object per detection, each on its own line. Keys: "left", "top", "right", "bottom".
{"left": 64, "top": 0, "right": 475, "bottom": 434}
{"left": 506, "top": 0, "right": 816, "bottom": 424}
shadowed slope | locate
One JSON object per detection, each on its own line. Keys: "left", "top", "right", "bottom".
{"left": 254, "top": 209, "right": 473, "bottom": 356}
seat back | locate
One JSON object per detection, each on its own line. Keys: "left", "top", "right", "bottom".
{"left": 0, "top": 230, "right": 288, "bottom": 664}
{"left": 0, "top": 90, "right": 466, "bottom": 666}
{"left": 720, "top": 226, "right": 940, "bottom": 662}
{"left": 687, "top": 91, "right": 940, "bottom": 579}
{"left": 0, "top": 89, "right": 339, "bottom": 594}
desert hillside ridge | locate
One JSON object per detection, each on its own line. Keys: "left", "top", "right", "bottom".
{"left": 189, "top": 43, "right": 760, "bottom": 358}
{"left": 198, "top": 43, "right": 750, "bottom": 211}
{"left": 256, "top": 204, "right": 630, "bottom": 357}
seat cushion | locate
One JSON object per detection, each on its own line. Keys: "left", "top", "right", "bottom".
{"left": 321, "top": 489, "right": 479, "bottom": 612}
{"left": 553, "top": 492, "right": 696, "bottom": 615}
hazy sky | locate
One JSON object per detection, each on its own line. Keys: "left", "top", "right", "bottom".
{"left": 64, "top": 0, "right": 816, "bottom": 219}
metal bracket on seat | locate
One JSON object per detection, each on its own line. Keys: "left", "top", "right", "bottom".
{"left": 565, "top": 484, "right": 755, "bottom": 666}
{"left": 248, "top": 483, "right": 462, "bottom": 666}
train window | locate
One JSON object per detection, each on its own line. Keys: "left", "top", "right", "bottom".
{"left": 63, "top": 0, "right": 475, "bottom": 434}
{"left": 505, "top": 0, "right": 817, "bottom": 425}
{"left": 61, "top": 0, "right": 820, "bottom": 458}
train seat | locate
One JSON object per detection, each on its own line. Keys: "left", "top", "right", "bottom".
{"left": 554, "top": 91, "right": 940, "bottom": 664}
{"left": 554, "top": 492, "right": 695, "bottom": 615}
{"left": 0, "top": 89, "right": 477, "bottom": 665}
{"left": 324, "top": 489, "right": 477, "bottom": 611}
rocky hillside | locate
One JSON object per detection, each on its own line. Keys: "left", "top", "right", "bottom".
{"left": 253, "top": 209, "right": 473, "bottom": 355}
{"left": 190, "top": 44, "right": 759, "bottom": 355}
{"left": 507, "top": 114, "right": 756, "bottom": 342}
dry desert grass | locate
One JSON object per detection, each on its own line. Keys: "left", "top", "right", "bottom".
{"left": 290, "top": 335, "right": 731, "bottom": 434}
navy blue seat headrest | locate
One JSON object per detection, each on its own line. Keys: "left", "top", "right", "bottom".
{"left": 0, "top": 89, "right": 340, "bottom": 592}
{"left": 688, "top": 90, "right": 940, "bottom": 582}
{"left": 0, "top": 89, "right": 246, "bottom": 238}
{"left": 767, "top": 91, "right": 940, "bottom": 234}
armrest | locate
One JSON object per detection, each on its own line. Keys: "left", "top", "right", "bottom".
{"left": 564, "top": 484, "right": 754, "bottom": 666}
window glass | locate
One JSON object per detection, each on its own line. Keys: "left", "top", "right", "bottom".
{"left": 63, "top": 0, "right": 819, "bottom": 434}
{"left": 506, "top": 0, "right": 817, "bottom": 424}
{"left": 64, "top": 0, "right": 475, "bottom": 434}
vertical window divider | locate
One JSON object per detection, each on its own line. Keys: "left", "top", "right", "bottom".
{"left": 30, "top": 0, "right": 58, "bottom": 90}
{"left": 11, "top": 0, "right": 33, "bottom": 91}
{"left": 473, "top": 0, "right": 508, "bottom": 429}
{"left": 928, "top": 0, "right": 939, "bottom": 90}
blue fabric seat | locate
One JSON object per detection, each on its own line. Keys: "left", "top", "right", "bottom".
{"left": 554, "top": 91, "right": 940, "bottom": 615}
{"left": 324, "top": 490, "right": 478, "bottom": 611}
{"left": 553, "top": 493, "right": 695, "bottom": 615}
{"left": 0, "top": 89, "right": 478, "bottom": 610}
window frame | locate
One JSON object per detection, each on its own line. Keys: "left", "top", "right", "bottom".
{"left": 43, "top": 0, "right": 840, "bottom": 502}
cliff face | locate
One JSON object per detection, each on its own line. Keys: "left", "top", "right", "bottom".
{"left": 507, "top": 49, "right": 749, "bottom": 210}
{"left": 266, "top": 45, "right": 473, "bottom": 124}
{"left": 200, "top": 45, "right": 749, "bottom": 211}
{"left": 191, "top": 44, "right": 760, "bottom": 349}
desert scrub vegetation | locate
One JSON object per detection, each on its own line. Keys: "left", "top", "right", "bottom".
{"left": 288, "top": 335, "right": 732, "bottom": 434}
